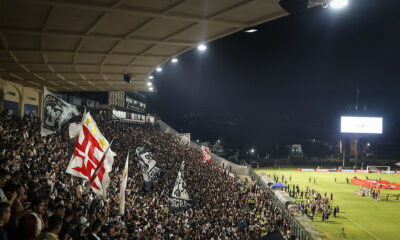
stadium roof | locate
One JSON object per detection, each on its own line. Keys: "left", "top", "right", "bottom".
{"left": 0, "top": 0, "right": 287, "bottom": 92}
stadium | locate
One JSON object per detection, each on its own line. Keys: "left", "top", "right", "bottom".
{"left": 0, "top": 0, "right": 399, "bottom": 240}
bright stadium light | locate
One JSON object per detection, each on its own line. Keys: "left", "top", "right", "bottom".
{"left": 149, "top": 87, "right": 154, "bottom": 91}
{"left": 147, "top": 82, "right": 152, "bottom": 86}
{"left": 250, "top": 148, "right": 255, "bottom": 154}
{"left": 330, "top": 0, "right": 348, "bottom": 9}
{"left": 245, "top": 29, "right": 258, "bottom": 33}
{"left": 171, "top": 58, "right": 178, "bottom": 63}
{"left": 156, "top": 67, "right": 162, "bottom": 72}
{"left": 148, "top": 75, "right": 154, "bottom": 80}
{"left": 197, "top": 44, "right": 207, "bottom": 51}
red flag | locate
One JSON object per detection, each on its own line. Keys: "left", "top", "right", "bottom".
{"left": 66, "top": 111, "right": 115, "bottom": 197}
{"left": 201, "top": 146, "right": 211, "bottom": 163}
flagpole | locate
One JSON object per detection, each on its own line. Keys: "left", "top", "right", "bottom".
{"left": 83, "top": 139, "right": 114, "bottom": 195}
{"left": 119, "top": 152, "right": 129, "bottom": 215}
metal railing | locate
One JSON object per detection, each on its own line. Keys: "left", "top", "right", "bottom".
{"left": 247, "top": 167, "right": 314, "bottom": 240}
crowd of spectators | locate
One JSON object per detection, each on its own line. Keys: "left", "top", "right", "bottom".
{"left": 0, "top": 112, "right": 296, "bottom": 240}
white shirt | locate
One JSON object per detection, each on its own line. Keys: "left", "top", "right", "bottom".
{"left": 30, "top": 212, "right": 42, "bottom": 233}
{"left": 0, "top": 188, "right": 7, "bottom": 202}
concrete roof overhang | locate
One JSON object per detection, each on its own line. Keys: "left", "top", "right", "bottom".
{"left": 0, "top": 0, "right": 288, "bottom": 92}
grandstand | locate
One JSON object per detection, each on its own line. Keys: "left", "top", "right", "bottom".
{"left": 0, "top": 1, "right": 320, "bottom": 240}
{"left": 0, "top": 111, "right": 311, "bottom": 239}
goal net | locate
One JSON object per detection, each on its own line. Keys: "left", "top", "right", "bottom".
{"left": 366, "top": 166, "right": 390, "bottom": 173}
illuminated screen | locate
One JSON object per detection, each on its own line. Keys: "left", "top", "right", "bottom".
{"left": 341, "top": 116, "right": 382, "bottom": 134}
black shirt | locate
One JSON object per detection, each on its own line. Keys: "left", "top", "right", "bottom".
{"left": 0, "top": 226, "right": 8, "bottom": 240}
{"left": 59, "top": 221, "right": 73, "bottom": 240}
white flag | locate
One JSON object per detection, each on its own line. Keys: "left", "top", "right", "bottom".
{"left": 178, "top": 133, "right": 191, "bottom": 146}
{"left": 179, "top": 160, "right": 185, "bottom": 178}
{"left": 136, "top": 147, "right": 161, "bottom": 188}
{"left": 170, "top": 161, "right": 191, "bottom": 210}
{"left": 119, "top": 153, "right": 129, "bottom": 215}
{"left": 41, "top": 86, "right": 79, "bottom": 136}
{"left": 66, "top": 111, "right": 115, "bottom": 197}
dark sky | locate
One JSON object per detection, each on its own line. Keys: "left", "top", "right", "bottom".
{"left": 148, "top": 0, "right": 400, "bottom": 154}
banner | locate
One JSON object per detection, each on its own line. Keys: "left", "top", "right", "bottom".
{"left": 136, "top": 147, "right": 161, "bottom": 188}
{"left": 66, "top": 111, "right": 115, "bottom": 197}
{"left": 351, "top": 178, "right": 400, "bottom": 190}
{"left": 201, "top": 146, "right": 211, "bottom": 163}
{"left": 170, "top": 161, "right": 191, "bottom": 210}
{"left": 341, "top": 169, "right": 355, "bottom": 173}
{"left": 119, "top": 153, "right": 129, "bottom": 215}
{"left": 178, "top": 133, "right": 190, "bottom": 146}
{"left": 300, "top": 168, "right": 315, "bottom": 172}
{"left": 315, "top": 168, "right": 330, "bottom": 172}
{"left": 41, "top": 86, "right": 79, "bottom": 136}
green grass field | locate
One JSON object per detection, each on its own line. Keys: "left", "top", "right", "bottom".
{"left": 254, "top": 168, "right": 400, "bottom": 240}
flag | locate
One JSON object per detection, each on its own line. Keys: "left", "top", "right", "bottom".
{"left": 41, "top": 86, "right": 79, "bottom": 136}
{"left": 170, "top": 161, "right": 191, "bottom": 210}
{"left": 201, "top": 146, "right": 211, "bottom": 163}
{"left": 178, "top": 133, "right": 191, "bottom": 146}
{"left": 66, "top": 111, "right": 115, "bottom": 197}
{"left": 136, "top": 147, "right": 161, "bottom": 188}
{"left": 119, "top": 153, "right": 129, "bottom": 215}
{"left": 67, "top": 122, "right": 80, "bottom": 160}
{"left": 179, "top": 160, "right": 185, "bottom": 178}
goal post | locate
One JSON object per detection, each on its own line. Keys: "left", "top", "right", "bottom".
{"left": 366, "top": 166, "right": 390, "bottom": 173}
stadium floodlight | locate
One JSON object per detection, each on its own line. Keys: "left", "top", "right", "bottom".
{"left": 250, "top": 148, "right": 255, "bottom": 154}
{"left": 245, "top": 29, "right": 258, "bottom": 33}
{"left": 147, "top": 82, "right": 152, "bottom": 86}
{"left": 148, "top": 75, "right": 154, "bottom": 80}
{"left": 329, "top": 0, "right": 348, "bottom": 8}
{"left": 279, "top": 0, "right": 349, "bottom": 14}
{"left": 197, "top": 44, "right": 207, "bottom": 51}
{"left": 171, "top": 58, "right": 178, "bottom": 63}
{"left": 366, "top": 142, "right": 370, "bottom": 147}
{"left": 156, "top": 67, "right": 162, "bottom": 72}
{"left": 149, "top": 87, "right": 154, "bottom": 91}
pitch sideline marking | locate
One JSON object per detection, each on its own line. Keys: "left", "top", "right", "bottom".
{"left": 342, "top": 214, "right": 380, "bottom": 240}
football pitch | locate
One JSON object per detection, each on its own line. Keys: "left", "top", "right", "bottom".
{"left": 254, "top": 168, "right": 400, "bottom": 240}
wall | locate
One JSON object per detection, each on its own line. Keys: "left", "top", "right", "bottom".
{"left": 22, "top": 86, "right": 40, "bottom": 116}
{"left": 0, "top": 79, "right": 42, "bottom": 117}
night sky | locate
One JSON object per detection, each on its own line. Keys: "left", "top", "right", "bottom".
{"left": 148, "top": 0, "right": 400, "bottom": 155}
